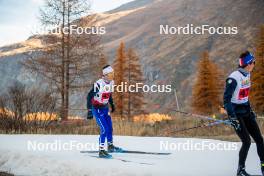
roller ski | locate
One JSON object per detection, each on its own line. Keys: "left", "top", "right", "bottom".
{"left": 108, "top": 143, "right": 123, "bottom": 153}
{"left": 98, "top": 149, "right": 112, "bottom": 159}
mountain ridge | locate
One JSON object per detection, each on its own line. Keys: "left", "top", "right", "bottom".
{"left": 107, "top": 0, "right": 156, "bottom": 13}
{"left": 1, "top": 0, "right": 264, "bottom": 113}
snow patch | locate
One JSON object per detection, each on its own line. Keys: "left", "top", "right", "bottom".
{"left": 0, "top": 135, "right": 262, "bottom": 176}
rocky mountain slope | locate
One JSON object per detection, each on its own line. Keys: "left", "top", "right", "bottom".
{"left": 1, "top": 0, "right": 264, "bottom": 114}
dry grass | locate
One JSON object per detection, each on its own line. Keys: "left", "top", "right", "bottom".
{"left": 133, "top": 113, "right": 172, "bottom": 124}
{"left": 0, "top": 108, "right": 14, "bottom": 116}
{"left": 23, "top": 112, "right": 58, "bottom": 121}
{"left": 1, "top": 113, "right": 263, "bottom": 142}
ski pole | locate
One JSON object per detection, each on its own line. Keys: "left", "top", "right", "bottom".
{"left": 166, "top": 119, "right": 230, "bottom": 134}
{"left": 167, "top": 109, "right": 231, "bottom": 126}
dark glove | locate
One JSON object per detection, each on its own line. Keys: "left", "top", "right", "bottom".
{"left": 87, "top": 109, "right": 93, "bottom": 119}
{"left": 110, "top": 104, "right": 115, "bottom": 113}
{"left": 229, "top": 116, "right": 240, "bottom": 131}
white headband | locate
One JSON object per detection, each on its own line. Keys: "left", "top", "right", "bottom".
{"left": 103, "top": 66, "right": 114, "bottom": 75}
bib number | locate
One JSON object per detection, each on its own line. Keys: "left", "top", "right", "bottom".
{"left": 238, "top": 88, "right": 249, "bottom": 100}
{"left": 101, "top": 92, "right": 111, "bottom": 101}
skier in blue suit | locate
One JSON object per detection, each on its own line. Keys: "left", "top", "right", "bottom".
{"left": 87, "top": 65, "right": 122, "bottom": 158}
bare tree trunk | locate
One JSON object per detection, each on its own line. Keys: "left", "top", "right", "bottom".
{"left": 65, "top": 1, "right": 70, "bottom": 120}
{"left": 23, "top": 0, "right": 100, "bottom": 121}
{"left": 60, "top": 1, "right": 66, "bottom": 120}
{"left": 127, "top": 54, "right": 131, "bottom": 120}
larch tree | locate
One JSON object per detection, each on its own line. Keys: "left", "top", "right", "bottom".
{"left": 125, "top": 48, "right": 145, "bottom": 119}
{"left": 113, "top": 42, "right": 127, "bottom": 119}
{"left": 191, "top": 51, "right": 222, "bottom": 115}
{"left": 251, "top": 25, "right": 264, "bottom": 115}
{"left": 98, "top": 53, "right": 108, "bottom": 73}
{"left": 91, "top": 52, "right": 108, "bottom": 81}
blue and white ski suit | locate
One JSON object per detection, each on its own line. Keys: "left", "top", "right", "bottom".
{"left": 87, "top": 78, "right": 115, "bottom": 148}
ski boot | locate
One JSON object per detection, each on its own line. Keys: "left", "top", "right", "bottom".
{"left": 261, "top": 162, "right": 264, "bottom": 176}
{"left": 237, "top": 165, "right": 251, "bottom": 176}
{"left": 108, "top": 143, "right": 123, "bottom": 153}
{"left": 99, "top": 149, "right": 112, "bottom": 158}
